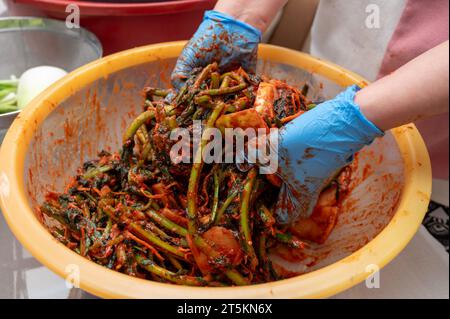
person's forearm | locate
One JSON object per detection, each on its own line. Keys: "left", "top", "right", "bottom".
{"left": 215, "top": 0, "right": 288, "bottom": 33}
{"left": 356, "top": 41, "right": 449, "bottom": 131}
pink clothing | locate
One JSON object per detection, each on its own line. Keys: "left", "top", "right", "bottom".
{"left": 378, "top": 0, "right": 449, "bottom": 179}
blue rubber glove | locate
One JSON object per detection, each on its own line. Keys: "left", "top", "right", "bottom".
{"left": 275, "top": 85, "right": 384, "bottom": 224}
{"left": 171, "top": 10, "right": 262, "bottom": 89}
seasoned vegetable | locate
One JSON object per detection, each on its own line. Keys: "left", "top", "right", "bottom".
{"left": 39, "top": 65, "right": 350, "bottom": 286}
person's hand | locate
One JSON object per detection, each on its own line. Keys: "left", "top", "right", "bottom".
{"left": 171, "top": 10, "right": 262, "bottom": 89}
{"left": 275, "top": 85, "right": 384, "bottom": 223}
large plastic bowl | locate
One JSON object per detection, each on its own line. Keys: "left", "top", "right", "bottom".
{"left": 0, "top": 42, "right": 432, "bottom": 298}
{"left": 7, "top": 0, "right": 218, "bottom": 55}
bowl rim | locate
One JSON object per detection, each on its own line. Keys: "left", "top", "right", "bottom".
{"left": 0, "top": 42, "right": 432, "bottom": 299}
{"left": 0, "top": 16, "right": 102, "bottom": 57}
{"left": 0, "top": 109, "right": 20, "bottom": 119}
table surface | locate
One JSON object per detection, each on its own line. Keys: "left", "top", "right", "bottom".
{"left": 0, "top": 1, "right": 448, "bottom": 299}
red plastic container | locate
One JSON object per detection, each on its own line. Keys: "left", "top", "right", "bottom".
{"left": 7, "top": 0, "right": 217, "bottom": 55}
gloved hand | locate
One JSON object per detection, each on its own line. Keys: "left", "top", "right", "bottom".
{"left": 171, "top": 10, "right": 262, "bottom": 89}
{"left": 275, "top": 85, "right": 384, "bottom": 223}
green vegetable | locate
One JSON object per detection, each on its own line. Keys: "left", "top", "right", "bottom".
{"left": 0, "top": 77, "right": 18, "bottom": 114}
{"left": 1, "top": 65, "right": 68, "bottom": 115}
{"left": 16, "top": 66, "right": 67, "bottom": 109}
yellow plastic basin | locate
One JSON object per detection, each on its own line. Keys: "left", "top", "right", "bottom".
{"left": 0, "top": 42, "right": 431, "bottom": 298}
